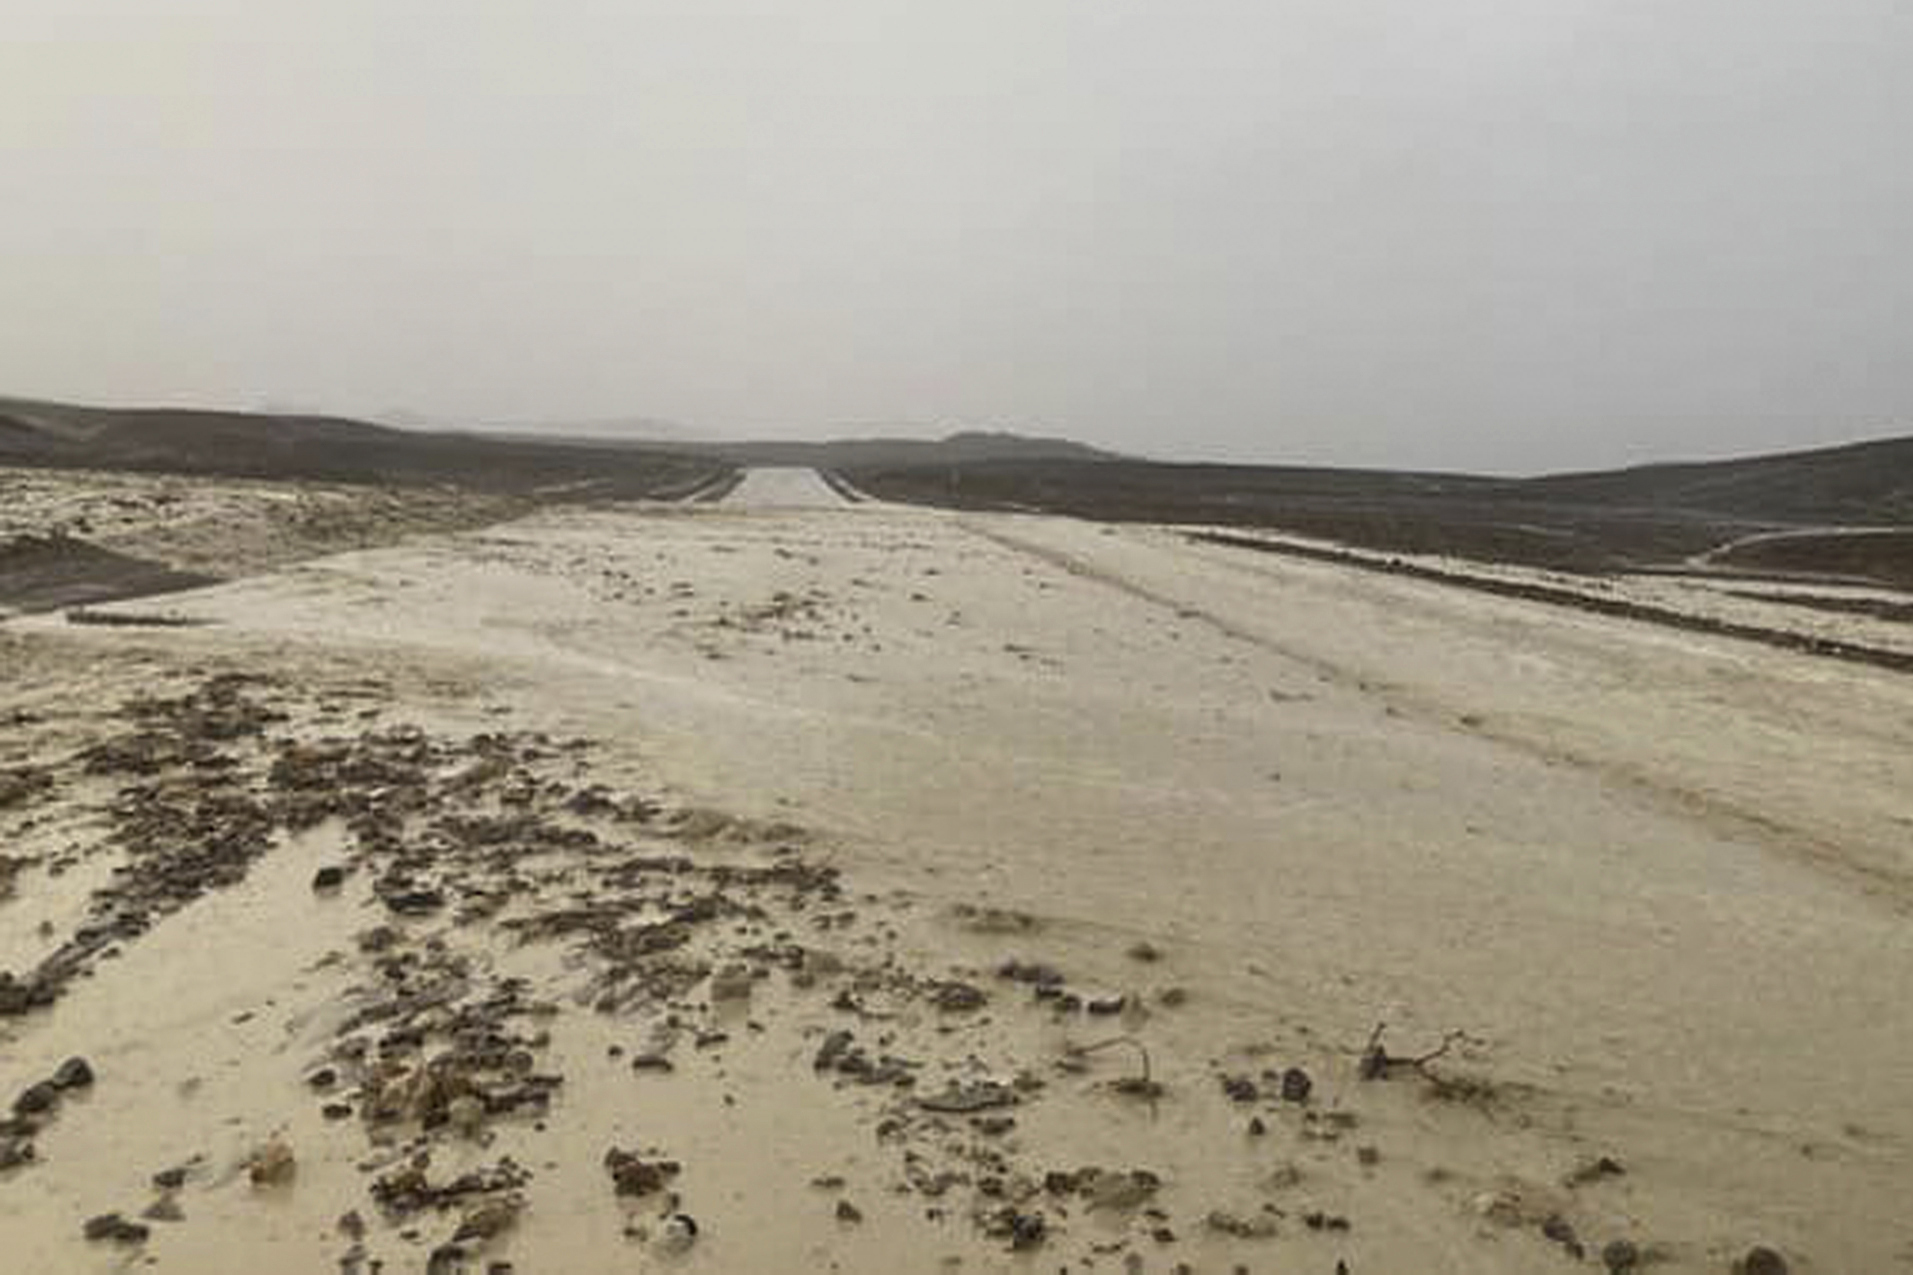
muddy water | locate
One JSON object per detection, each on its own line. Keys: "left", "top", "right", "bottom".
{"left": 3, "top": 476, "right": 1911, "bottom": 1271}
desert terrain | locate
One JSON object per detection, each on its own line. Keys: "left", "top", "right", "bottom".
{"left": 3, "top": 461, "right": 1910, "bottom": 1274}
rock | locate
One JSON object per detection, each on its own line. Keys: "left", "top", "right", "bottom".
{"left": 427, "top": 1242, "right": 467, "bottom": 1274}
{"left": 813, "top": 1029, "right": 854, "bottom": 1071}
{"left": 1541, "top": 1215, "right": 1586, "bottom": 1260}
{"left": 656, "top": 1213, "right": 699, "bottom": 1255}
{"left": 83, "top": 1212, "right": 150, "bottom": 1244}
{"left": 0, "top": 1135, "right": 34, "bottom": 1170}
{"left": 51, "top": 1057, "right": 95, "bottom": 1090}
{"left": 928, "top": 982, "right": 987, "bottom": 1012}
{"left": 1471, "top": 1191, "right": 1525, "bottom": 1227}
{"left": 248, "top": 1137, "right": 296, "bottom": 1186}
{"left": 453, "top": 1197, "right": 523, "bottom": 1243}
{"left": 1207, "top": 1209, "right": 1280, "bottom": 1239}
{"left": 997, "top": 959, "right": 1064, "bottom": 988}
{"left": 142, "top": 1195, "right": 185, "bottom": 1223}
{"left": 1220, "top": 1074, "right": 1259, "bottom": 1103}
{"left": 1565, "top": 1154, "right": 1627, "bottom": 1186}
{"left": 13, "top": 1081, "right": 58, "bottom": 1117}
{"left": 917, "top": 1081, "right": 1017, "bottom": 1114}
{"left": 1086, "top": 995, "right": 1128, "bottom": 1015}
{"left": 447, "top": 1095, "right": 488, "bottom": 1138}
{"left": 1280, "top": 1067, "right": 1313, "bottom": 1103}
{"left": 0, "top": 976, "right": 33, "bottom": 1017}
{"left": 1738, "top": 1247, "right": 1789, "bottom": 1275}
{"left": 835, "top": 1199, "right": 864, "bottom": 1224}
{"left": 604, "top": 1148, "right": 680, "bottom": 1196}
{"left": 985, "top": 1208, "right": 1047, "bottom": 1250}
{"left": 1126, "top": 941, "right": 1162, "bottom": 962}
{"left": 1084, "top": 1168, "right": 1161, "bottom": 1212}
{"left": 312, "top": 865, "right": 346, "bottom": 891}
{"left": 383, "top": 888, "right": 445, "bottom": 916}
{"left": 709, "top": 965, "right": 756, "bottom": 1002}
{"left": 152, "top": 1166, "right": 188, "bottom": 1190}
{"left": 1246, "top": 1116, "right": 1267, "bottom": 1137}
{"left": 1602, "top": 1239, "right": 1641, "bottom": 1272}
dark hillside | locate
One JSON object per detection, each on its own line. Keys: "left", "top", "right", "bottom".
{"left": 0, "top": 397, "right": 726, "bottom": 496}
{"left": 847, "top": 433, "right": 1913, "bottom": 584}
{"left": 1518, "top": 434, "right": 1913, "bottom": 523}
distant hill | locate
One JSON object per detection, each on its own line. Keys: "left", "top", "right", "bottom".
{"left": 696, "top": 430, "right": 1119, "bottom": 469}
{"left": 0, "top": 395, "right": 1119, "bottom": 492}
{"left": 0, "top": 395, "right": 720, "bottom": 496}
{"left": 448, "top": 416, "right": 717, "bottom": 446}
{"left": 397, "top": 424, "right": 1121, "bottom": 469}
{"left": 841, "top": 431, "right": 1913, "bottom": 528}
{"left": 1514, "top": 434, "right": 1913, "bottom": 523}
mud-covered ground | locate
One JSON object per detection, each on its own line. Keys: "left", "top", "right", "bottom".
{"left": 2, "top": 468, "right": 1908, "bottom": 1273}
{"left": 0, "top": 467, "right": 556, "bottom": 617}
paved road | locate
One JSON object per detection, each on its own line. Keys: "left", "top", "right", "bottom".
{"left": 717, "top": 466, "right": 856, "bottom": 508}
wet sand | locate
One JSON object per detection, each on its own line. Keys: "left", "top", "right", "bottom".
{"left": 2, "top": 468, "right": 1909, "bottom": 1272}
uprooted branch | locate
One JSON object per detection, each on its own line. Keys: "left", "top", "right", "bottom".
{"left": 1068, "top": 1035, "right": 1163, "bottom": 1098}
{"left": 1358, "top": 1022, "right": 1467, "bottom": 1080}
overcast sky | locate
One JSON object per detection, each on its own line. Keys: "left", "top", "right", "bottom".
{"left": 5, "top": 2, "right": 1909, "bottom": 473}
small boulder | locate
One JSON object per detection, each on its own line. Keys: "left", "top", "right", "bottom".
{"left": 13, "top": 1082, "right": 58, "bottom": 1116}
{"left": 928, "top": 982, "right": 987, "bottom": 1013}
{"left": 1220, "top": 1074, "right": 1259, "bottom": 1103}
{"left": 604, "top": 1148, "right": 680, "bottom": 1197}
{"left": 656, "top": 1213, "right": 699, "bottom": 1255}
{"left": 247, "top": 1137, "right": 296, "bottom": 1186}
{"left": 142, "top": 1196, "right": 185, "bottom": 1223}
{"left": 1541, "top": 1215, "right": 1586, "bottom": 1260}
{"left": 1602, "top": 1239, "right": 1641, "bottom": 1272}
{"left": 83, "top": 1213, "right": 149, "bottom": 1244}
{"left": 51, "top": 1057, "right": 95, "bottom": 1090}
{"left": 453, "top": 1197, "right": 522, "bottom": 1243}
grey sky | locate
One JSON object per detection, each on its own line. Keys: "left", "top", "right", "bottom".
{"left": 5, "top": 1, "right": 1909, "bottom": 473}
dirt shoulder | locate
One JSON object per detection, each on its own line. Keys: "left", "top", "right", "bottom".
{"left": 0, "top": 467, "right": 549, "bottom": 616}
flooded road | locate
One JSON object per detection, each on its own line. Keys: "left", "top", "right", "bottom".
{"left": 3, "top": 472, "right": 1909, "bottom": 1272}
